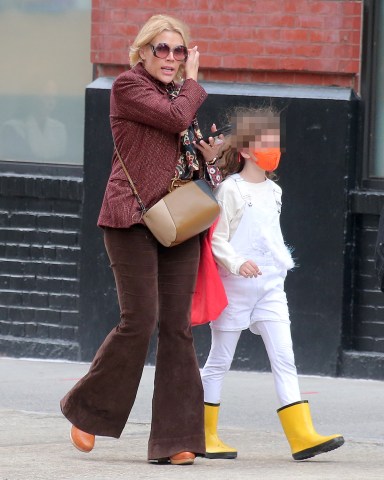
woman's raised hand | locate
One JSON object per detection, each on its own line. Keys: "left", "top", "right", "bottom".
{"left": 185, "top": 46, "right": 199, "bottom": 81}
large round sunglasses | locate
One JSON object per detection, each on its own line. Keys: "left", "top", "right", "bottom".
{"left": 150, "top": 43, "right": 188, "bottom": 62}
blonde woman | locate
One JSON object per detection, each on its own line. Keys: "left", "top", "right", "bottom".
{"left": 60, "top": 14, "right": 222, "bottom": 465}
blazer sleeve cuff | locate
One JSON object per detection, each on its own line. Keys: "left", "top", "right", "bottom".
{"left": 181, "top": 78, "right": 208, "bottom": 106}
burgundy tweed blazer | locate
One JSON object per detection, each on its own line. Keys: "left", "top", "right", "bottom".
{"left": 97, "top": 63, "right": 208, "bottom": 229}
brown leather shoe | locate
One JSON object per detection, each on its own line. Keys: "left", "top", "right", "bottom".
{"left": 70, "top": 425, "right": 95, "bottom": 453}
{"left": 169, "top": 451, "right": 195, "bottom": 465}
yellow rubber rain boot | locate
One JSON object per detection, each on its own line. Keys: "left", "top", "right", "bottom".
{"left": 277, "top": 400, "right": 344, "bottom": 460}
{"left": 204, "top": 402, "right": 237, "bottom": 459}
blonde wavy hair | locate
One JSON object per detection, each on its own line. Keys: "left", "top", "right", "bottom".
{"left": 129, "top": 14, "right": 190, "bottom": 81}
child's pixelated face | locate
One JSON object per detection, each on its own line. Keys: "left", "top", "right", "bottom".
{"left": 231, "top": 111, "right": 285, "bottom": 153}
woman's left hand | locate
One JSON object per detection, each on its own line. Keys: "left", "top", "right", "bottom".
{"left": 194, "top": 123, "right": 224, "bottom": 164}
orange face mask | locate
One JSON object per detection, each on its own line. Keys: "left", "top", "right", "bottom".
{"left": 252, "top": 148, "right": 281, "bottom": 171}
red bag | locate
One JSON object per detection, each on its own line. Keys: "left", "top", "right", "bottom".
{"left": 191, "top": 220, "right": 228, "bottom": 326}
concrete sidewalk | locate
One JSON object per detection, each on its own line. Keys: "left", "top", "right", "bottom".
{"left": 0, "top": 357, "right": 383, "bottom": 480}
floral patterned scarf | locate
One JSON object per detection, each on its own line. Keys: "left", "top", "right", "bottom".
{"left": 166, "top": 83, "right": 222, "bottom": 187}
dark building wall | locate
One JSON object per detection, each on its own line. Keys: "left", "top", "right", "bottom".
{"left": 78, "top": 78, "right": 360, "bottom": 377}
{"left": 353, "top": 214, "right": 384, "bottom": 352}
{"left": 1, "top": 79, "right": 383, "bottom": 379}
{"left": 0, "top": 164, "right": 83, "bottom": 359}
{"left": 77, "top": 78, "right": 119, "bottom": 360}
{"left": 340, "top": 192, "right": 384, "bottom": 379}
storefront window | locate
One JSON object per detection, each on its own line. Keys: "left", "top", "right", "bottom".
{"left": 370, "top": 0, "right": 384, "bottom": 177}
{"left": 0, "top": 0, "right": 91, "bottom": 165}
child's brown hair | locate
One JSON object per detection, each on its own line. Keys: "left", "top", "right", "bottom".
{"left": 219, "top": 106, "right": 282, "bottom": 180}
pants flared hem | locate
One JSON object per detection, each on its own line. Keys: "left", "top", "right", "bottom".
{"left": 148, "top": 433, "right": 205, "bottom": 460}
{"left": 60, "top": 398, "right": 124, "bottom": 438}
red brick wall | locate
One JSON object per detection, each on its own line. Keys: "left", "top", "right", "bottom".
{"left": 91, "top": 0, "right": 362, "bottom": 90}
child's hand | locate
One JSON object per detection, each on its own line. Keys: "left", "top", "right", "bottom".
{"left": 239, "top": 260, "right": 262, "bottom": 278}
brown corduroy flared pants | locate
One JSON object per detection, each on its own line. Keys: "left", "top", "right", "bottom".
{"left": 60, "top": 225, "right": 205, "bottom": 460}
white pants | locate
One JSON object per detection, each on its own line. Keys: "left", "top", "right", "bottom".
{"left": 201, "top": 321, "right": 301, "bottom": 407}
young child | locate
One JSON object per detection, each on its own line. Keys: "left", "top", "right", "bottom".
{"left": 201, "top": 107, "right": 345, "bottom": 461}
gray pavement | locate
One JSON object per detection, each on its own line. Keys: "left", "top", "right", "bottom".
{"left": 0, "top": 357, "right": 383, "bottom": 480}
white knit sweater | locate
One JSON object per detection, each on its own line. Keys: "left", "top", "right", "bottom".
{"left": 211, "top": 174, "right": 295, "bottom": 275}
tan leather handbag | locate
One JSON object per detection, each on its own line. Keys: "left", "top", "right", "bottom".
{"left": 115, "top": 146, "right": 220, "bottom": 247}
